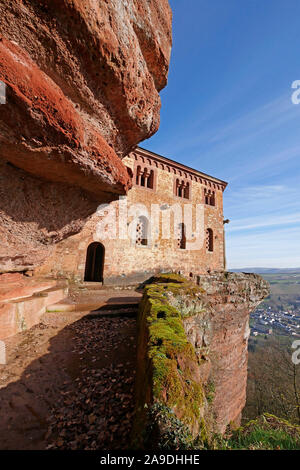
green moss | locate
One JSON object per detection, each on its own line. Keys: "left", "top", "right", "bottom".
{"left": 150, "top": 273, "right": 186, "bottom": 284}
{"left": 133, "top": 273, "right": 208, "bottom": 447}
{"left": 205, "top": 381, "right": 216, "bottom": 404}
{"left": 192, "top": 418, "right": 209, "bottom": 448}
{"left": 144, "top": 273, "right": 205, "bottom": 297}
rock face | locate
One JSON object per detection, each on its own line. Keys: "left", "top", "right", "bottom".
{"left": 0, "top": 0, "right": 172, "bottom": 272}
{"left": 184, "top": 272, "right": 270, "bottom": 433}
{"left": 133, "top": 273, "right": 269, "bottom": 448}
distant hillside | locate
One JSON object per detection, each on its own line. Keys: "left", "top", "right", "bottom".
{"left": 229, "top": 268, "right": 300, "bottom": 274}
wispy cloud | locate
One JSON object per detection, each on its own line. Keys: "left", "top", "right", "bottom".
{"left": 156, "top": 93, "right": 300, "bottom": 164}
{"left": 228, "top": 145, "right": 300, "bottom": 181}
{"left": 229, "top": 212, "right": 300, "bottom": 232}
{"left": 232, "top": 184, "right": 285, "bottom": 198}
{"left": 206, "top": 95, "right": 295, "bottom": 146}
{"left": 227, "top": 225, "right": 300, "bottom": 268}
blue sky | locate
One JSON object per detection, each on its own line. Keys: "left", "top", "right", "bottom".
{"left": 145, "top": 0, "right": 300, "bottom": 269}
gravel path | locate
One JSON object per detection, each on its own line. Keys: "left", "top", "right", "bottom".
{"left": 0, "top": 306, "right": 137, "bottom": 450}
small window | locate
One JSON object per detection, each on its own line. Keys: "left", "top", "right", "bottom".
{"left": 204, "top": 189, "right": 215, "bottom": 206}
{"left": 206, "top": 228, "right": 213, "bottom": 252}
{"left": 147, "top": 170, "right": 154, "bottom": 189}
{"left": 136, "top": 216, "right": 149, "bottom": 246}
{"left": 177, "top": 223, "right": 186, "bottom": 249}
{"left": 175, "top": 179, "right": 180, "bottom": 197}
{"left": 175, "top": 179, "right": 189, "bottom": 199}
{"left": 184, "top": 182, "right": 190, "bottom": 199}
{"left": 136, "top": 165, "right": 141, "bottom": 185}
{"left": 211, "top": 191, "right": 215, "bottom": 206}
{"left": 135, "top": 165, "right": 155, "bottom": 189}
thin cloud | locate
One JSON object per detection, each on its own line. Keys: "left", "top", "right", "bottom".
{"left": 228, "top": 212, "right": 300, "bottom": 232}
{"left": 227, "top": 225, "right": 300, "bottom": 268}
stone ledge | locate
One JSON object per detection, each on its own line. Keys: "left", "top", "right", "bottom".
{"left": 0, "top": 286, "right": 68, "bottom": 341}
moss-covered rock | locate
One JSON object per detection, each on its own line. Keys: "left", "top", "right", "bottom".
{"left": 131, "top": 271, "right": 269, "bottom": 449}
{"left": 132, "top": 274, "right": 209, "bottom": 449}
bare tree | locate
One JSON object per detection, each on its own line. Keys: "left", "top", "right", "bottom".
{"left": 244, "top": 336, "right": 300, "bottom": 425}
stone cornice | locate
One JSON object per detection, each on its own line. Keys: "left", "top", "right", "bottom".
{"left": 129, "top": 146, "right": 228, "bottom": 192}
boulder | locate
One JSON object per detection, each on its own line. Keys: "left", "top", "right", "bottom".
{"left": 0, "top": 0, "right": 172, "bottom": 272}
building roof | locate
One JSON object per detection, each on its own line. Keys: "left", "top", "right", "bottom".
{"left": 135, "top": 146, "right": 228, "bottom": 189}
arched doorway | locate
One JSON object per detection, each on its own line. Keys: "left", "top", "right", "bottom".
{"left": 84, "top": 242, "right": 105, "bottom": 282}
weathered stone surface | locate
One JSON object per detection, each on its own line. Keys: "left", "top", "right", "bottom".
{"left": 0, "top": 0, "right": 172, "bottom": 272}
{"left": 182, "top": 272, "right": 270, "bottom": 433}
{"left": 0, "top": 272, "right": 67, "bottom": 340}
{"left": 0, "top": 160, "right": 101, "bottom": 272}
{"left": 0, "top": 272, "right": 55, "bottom": 303}
{"left": 133, "top": 273, "right": 269, "bottom": 448}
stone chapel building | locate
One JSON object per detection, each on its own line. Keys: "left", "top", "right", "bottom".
{"left": 36, "top": 147, "right": 227, "bottom": 285}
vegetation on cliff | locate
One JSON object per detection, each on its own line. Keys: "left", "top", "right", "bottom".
{"left": 212, "top": 414, "right": 300, "bottom": 450}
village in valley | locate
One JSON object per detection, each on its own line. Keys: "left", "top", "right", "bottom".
{"left": 249, "top": 272, "right": 300, "bottom": 338}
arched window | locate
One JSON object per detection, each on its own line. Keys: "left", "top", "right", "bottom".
{"left": 136, "top": 216, "right": 149, "bottom": 246}
{"left": 136, "top": 165, "right": 141, "bottom": 185}
{"left": 175, "top": 179, "right": 190, "bottom": 199}
{"left": 177, "top": 223, "right": 186, "bottom": 249}
{"left": 206, "top": 228, "right": 213, "bottom": 252}
{"left": 184, "top": 182, "right": 190, "bottom": 199}
{"left": 176, "top": 179, "right": 182, "bottom": 197}
{"left": 147, "top": 170, "right": 154, "bottom": 189}
{"left": 205, "top": 191, "right": 209, "bottom": 205}
{"left": 135, "top": 165, "right": 155, "bottom": 189}
{"left": 204, "top": 188, "right": 216, "bottom": 206}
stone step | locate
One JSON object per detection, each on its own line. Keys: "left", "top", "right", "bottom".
{"left": 86, "top": 303, "right": 139, "bottom": 319}
{"left": 75, "top": 282, "right": 105, "bottom": 291}
{"left": 74, "top": 283, "right": 139, "bottom": 292}
{"left": 0, "top": 286, "right": 68, "bottom": 341}
{"left": 47, "top": 299, "right": 140, "bottom": 313}
{"left": 0, "top": 276, "right": 57, "bottom": 303}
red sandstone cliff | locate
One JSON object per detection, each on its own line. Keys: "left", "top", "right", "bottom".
{"left": 0, "top": 0, "right": 172, "bottom": 272}
{"left": 183, "top": 272, "right": 270, "bottom": 432}
{"left": 133, "top": 273, "right": 270, "bottom": 448}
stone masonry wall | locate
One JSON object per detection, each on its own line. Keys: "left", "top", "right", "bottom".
{"left": 36, "top": 149, "right": 227, "bottom": 284}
